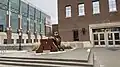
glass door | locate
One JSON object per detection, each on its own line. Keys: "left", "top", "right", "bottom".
{"left": 93, "top": 32, "right": 106, "bottom": 47}
{"left": 99, "top": 33, "right": 106, "bottom": 47}
{"left": 93, "top": 33, "right": 99, "bottom": 46}
{"left": 106, "top": 32, "right": 115, "bottom": 47}
{"left": 114, "top": 32, "right": 120, "bottom": 47}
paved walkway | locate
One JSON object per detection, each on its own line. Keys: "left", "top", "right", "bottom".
{"left": 94, "top": 48, "right": 120, "bottom": 67}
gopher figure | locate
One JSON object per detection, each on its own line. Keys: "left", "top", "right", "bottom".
{"left": 52, "top": 32, "right": 64, "bottom": 51}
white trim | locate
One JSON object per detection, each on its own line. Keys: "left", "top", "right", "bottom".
{"left": 89, "top": 22, "right": 120, "bottom": 29}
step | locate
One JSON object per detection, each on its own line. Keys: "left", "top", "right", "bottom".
{"left": 0, "top": 60, "right": 93, "bottom": 67}
{"left": 0, "top": 58, "right": 93, "bottom": 67}
{"left": 0, "top": 61, "right": 59, "bottom": 67}
{"left": 0, "top": 56, "right": 88, "bottom": 62}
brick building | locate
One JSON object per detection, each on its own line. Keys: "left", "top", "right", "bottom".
{"left": 58, "top": 0, "right": 120, "bottom": 47}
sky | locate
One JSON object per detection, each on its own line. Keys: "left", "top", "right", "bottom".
{"left": 28, "top": 0, "right": 58, "bottom": 24}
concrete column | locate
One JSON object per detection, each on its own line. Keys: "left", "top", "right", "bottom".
{"left": 27, "top": 18, "right": 31, "bottom": 43}
{"left": 34, "top": 20, "right": 37, "bottom": 42}
{"left": 26, "top": 4, "right": 31, "bottom": 43}
{"left": 6, "top": 1, "right": 12, "bottom": 44}
{"left": 34, "top": 8, "right": 37, "bottom": 43}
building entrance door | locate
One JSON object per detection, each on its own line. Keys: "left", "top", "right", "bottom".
{"left": 106, "top": 32, "right": 114, "bottom": 47}
{"left": 93, "top": 27, "right": 120, "bottom": 47}
{"left": 93, "top": 32, "right": 106, "bottom": 47}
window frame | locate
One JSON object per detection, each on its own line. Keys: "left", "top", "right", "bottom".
{"left": 65, "top": 5, "right": 72, "bottom": 18}
{"left": 108, "top": 0, "right": 117, "bottom": 12}
{"left": 92, "top": 0, "right": 100, "bottom": 14}
{"left": 78, "top": 3, "right": 85, "bottom": 16}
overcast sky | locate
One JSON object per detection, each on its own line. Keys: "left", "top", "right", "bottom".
{"left": 28, "top": 0, "right": 58, "bottom": 24}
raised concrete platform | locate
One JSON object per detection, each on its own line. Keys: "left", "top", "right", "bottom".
{"left": 0, "top": 48, "right": 91, "bottom": 62}
{"left": 0, "top": 48, "right": 93, "bottom": 67}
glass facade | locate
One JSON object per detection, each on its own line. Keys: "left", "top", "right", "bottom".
{"left": 0, "top": 0, "right": 47, "bottom": 35}
{"left": 0, "top": 9, "right": 6, "bottom": 32}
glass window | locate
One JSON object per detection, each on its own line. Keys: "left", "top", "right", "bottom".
{"left": 0, "top": 0, "right": 8, "bottom": 10}
{"left": 30, "top": 19, "right": 34, "bottom": 34}
{"left": 0, "top": 0, "right": 8, "bottom": 5}
{"left": 41, "top": 19, "right": 45, "bottom": 35}
{"left": 108, "top": 0, "right": 117, "bottom": 12}
{"left": 100, "top": 34, "right": 104, "bottom": 40}
{"left": 78, "top": 4, "right": 85, "bottom": 16}
{"left": 29, "top": 5, "right": 34, "bottom": 19}
{"left": 10, "top": 0, "right": 19, "bottom": 14}
{"left": 22, "top": 16, "right": 27, "bottom": 33}
{"left": 93, "top": 0, "right": 100, "bottom": 14}
{"left": 37, "top": 22, "right": 41, "bottom": 34}
{"left": 65, "top": 6, "right": 71, "bottom": 17}
{"left": 21, "top": 1, "right": 28, "bottom": 17}
{"left": 11, "top": 13, "right": 18, "bottom": 33}
{"left": 0, "top": 9, "right": 6, "bottom": 32}
{"left": 94, "top": 34, "right": 98, "bottom": 40}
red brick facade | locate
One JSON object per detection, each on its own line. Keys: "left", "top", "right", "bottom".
{"left": 58, "top": 0, "right": 120, "bottom": 41}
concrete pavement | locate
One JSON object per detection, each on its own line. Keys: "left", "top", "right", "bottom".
{"left": 93, "top": 48, "right": 120, "bottom": 67}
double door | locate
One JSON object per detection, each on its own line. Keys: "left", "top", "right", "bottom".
{"left": 93, "top": 32, "right": 120, "bottom": 47}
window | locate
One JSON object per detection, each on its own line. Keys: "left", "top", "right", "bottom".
{"left": 108, "top": 0, "right": 117, "bottom": 12}
{"left": 26, "top": 39, "right": 29, "bottom": 43}
{"left": 30, "top": 19, "right": 34, "bottom": 34}
{"left": 21, "top": 1, "right": 28, "bottom": 17}
{"left": 0, "top": 9, "right": 6, "bottom": 32}
{"left": 65, "top": 6, "right": 71, "bottom": 17}
{"left": 0, "top": 25, "right": 3, "bottom": 32}
{"left": 11, "top": 39, "right": 14, "bottom": 44}
{"left": 17, "top": 39, "right": 24, "bottom": 43}
{"left": 11, "top": 13, "right": 18, "bottom": 33}
{"left": 4, "top": 39, "right": 7, "bottom": 44}
{"left": 10, "top": 0, "right": 19, "bottom": 14}
{"left": 22, "top": 16, "right": 27, "bottom": 33}
{"left": 78, "top": 4, "right": 85, "bottom": 16}
{"left": 92, "top": 0, "right": 100, "bottom": 14}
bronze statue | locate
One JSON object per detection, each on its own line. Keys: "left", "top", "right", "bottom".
{"left": 52, "top": 32, "right": 64, "bottom": 51}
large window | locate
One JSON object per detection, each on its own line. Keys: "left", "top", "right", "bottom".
{"left": 65, "top": 6, "right": 71, "bottom": 18}
{"left": 30, "top": 19, "right": 34, "bottom": 34}
{"left": 78, "top": 3, "right": 85, "bottom": 16}
{"left": 36, "top": 10, "right": 41, "bottom": 34}
{"left": 21, "top": 1, "right": 28, "bottom": 17}
{"left": 10, "top": 0, "right": 19, "bottom": 14}
{"left": 29, "top": 5, "right": 35, "bottom": 34}
{"left": 92, "top": 0, "right": 100, "bottom": 14}
{"left": 29, "top": 5, "right": 34, "bottom": 20}
{"left": 0, "top": 9, "right": 6, "bottom": 32}
{"left": 11, "top": 13, "right": 18, "bottom": 33}
{"left": 0, "top": 0, "right": 8, "bottom": 10}
{"left": 108, "top": 0, "right": 117, "bottom": 12}
{"left": 41, "top": 19, "right": 45, "bottom": 35}
{"left": 22, "top": 16, "right": 27, "bottom": 33}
